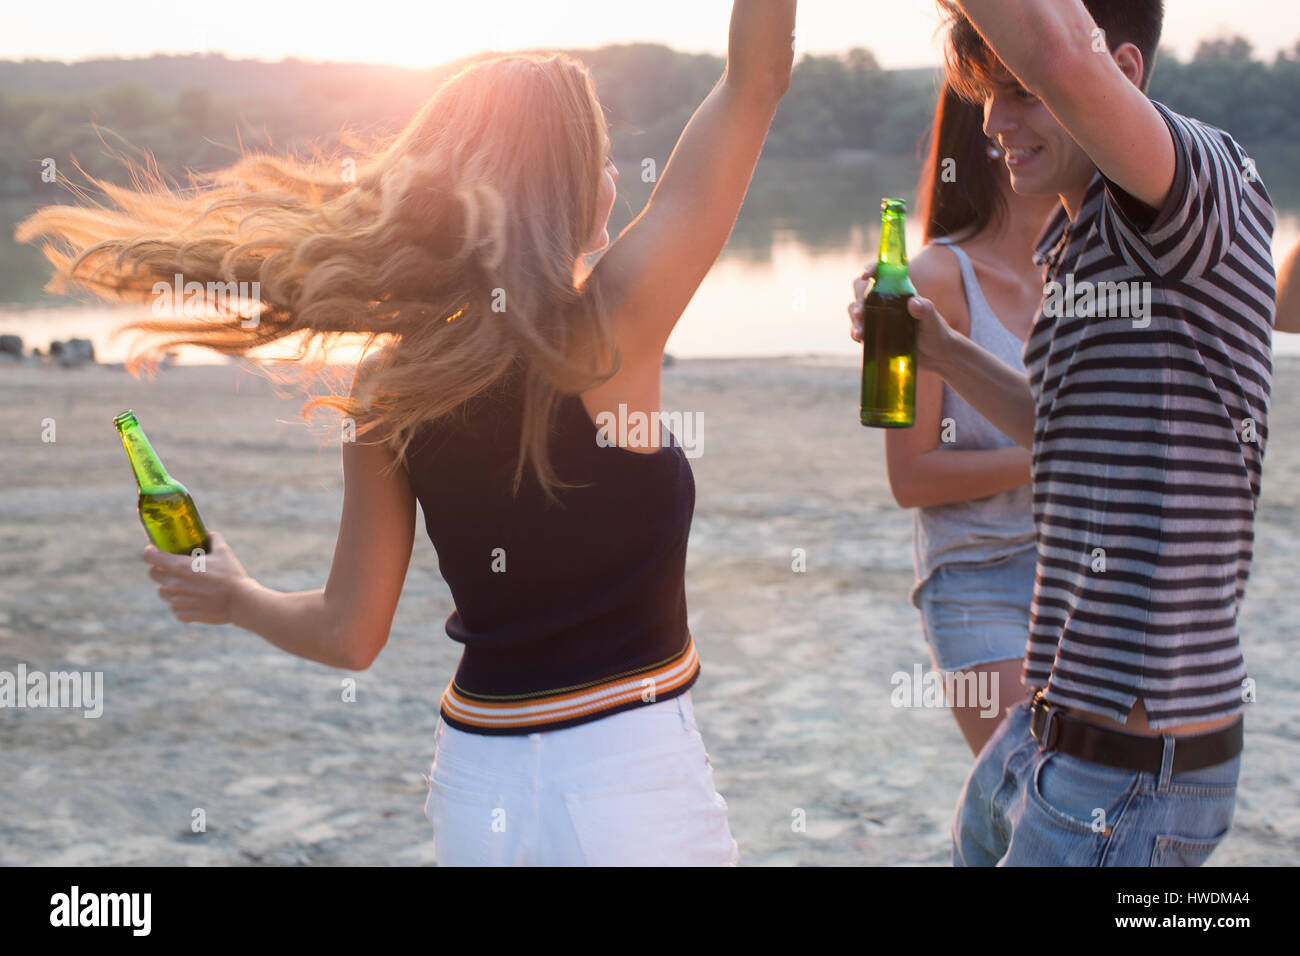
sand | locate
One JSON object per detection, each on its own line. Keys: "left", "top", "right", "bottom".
{"left": 1, "top": 356, "right": 1297, "bottom": 865}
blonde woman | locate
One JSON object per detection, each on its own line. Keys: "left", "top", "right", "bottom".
{"left": 20, "top": 1, "right": 796, "bottom": 865}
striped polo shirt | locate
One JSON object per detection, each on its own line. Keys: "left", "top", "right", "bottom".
{"left": 1023, "top": 100, "right": 1275, "bottom": 730}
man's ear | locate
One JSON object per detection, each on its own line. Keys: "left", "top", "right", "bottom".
{"left": 1112, "top": 42, "right": 1146, "bottom": 90}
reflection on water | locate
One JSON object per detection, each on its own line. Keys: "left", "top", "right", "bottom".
{"left": 668, "top": 213, "right": 1300, "bottom": 359}
{"left": 3, "top": 158, "right": 1300, "bottom": 361}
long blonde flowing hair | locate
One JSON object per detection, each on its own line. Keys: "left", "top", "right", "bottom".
{"left": 16, "top": 53, "right": 619, "bottom": 496}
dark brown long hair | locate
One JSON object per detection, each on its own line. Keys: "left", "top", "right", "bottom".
{"left": 916, "top": 83, "right": 1006, "bottom": 245}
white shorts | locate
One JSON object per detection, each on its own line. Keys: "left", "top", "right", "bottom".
{"left": 423, "top": 691, "right": 739, "bottom": 866}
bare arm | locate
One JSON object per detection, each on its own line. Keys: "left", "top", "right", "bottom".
{"left": 229, "top": 427, "right": 416, "bottom": 670}
{"left": 591, "top": 0, "right": 795, "bottom": 360}
{"left": 1277, "top": 239, "right": 1300, "bottom": 335}
{"left": 955, "top": 0, "right": 1176, "bottom": 210}
{"left": 144, "top": 352, "right": 417, "bottom": 670}
{"left": 882, "top": 249, "right": 1031, "bottom": 506}
{"left": 850, "top": 251, "right": 1035, "bottom": 494}
{"left": 928, "top": 320, "right": 1037, "bottom": 451}
{"left": 893, "top": 444, "right": 1030, "bottom": 509}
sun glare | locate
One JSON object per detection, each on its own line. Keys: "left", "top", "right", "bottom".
{"left": 356, "top": 9, "right": 519, "bottom": 69}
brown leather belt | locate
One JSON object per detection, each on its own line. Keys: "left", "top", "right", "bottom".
{"left": 1029, "top": 691, "right": 1243, "bottom": 774}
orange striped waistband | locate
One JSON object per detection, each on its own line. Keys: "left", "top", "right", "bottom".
{"left": 439, "top": 634, "right": 700, "bottom": 733}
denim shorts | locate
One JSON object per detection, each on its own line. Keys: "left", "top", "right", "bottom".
{"left": 424, "top": 692, "right": 738, "bottom": 866}
{"left": 953, "top": 701, "right": 1242, "bottom": 866}
{"left": 916, "top": 547, "right": 1036, "bottom": 672}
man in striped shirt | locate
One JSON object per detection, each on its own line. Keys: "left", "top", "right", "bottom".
{"left": 911, "top": 0, "right": 1275, "bottom": 865}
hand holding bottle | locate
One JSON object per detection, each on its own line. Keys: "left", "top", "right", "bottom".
{"left": 141, "top": 531, "right": 252, "bottom": 625}
{"left": 848, "top": 262, "right": 958, "bottom": 374}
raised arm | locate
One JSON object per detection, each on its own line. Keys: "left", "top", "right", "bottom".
{"left": 954, "top": 0, "right": 1175, "bottom": 211}
{"left": 592, "top": 0, "right": 796, "bottom": 358}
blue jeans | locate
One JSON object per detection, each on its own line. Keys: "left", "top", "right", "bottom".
{"left": 953, "top": 701, "right": 1241, "bottom": 866}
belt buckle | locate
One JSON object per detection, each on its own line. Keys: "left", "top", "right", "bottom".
{"left": 1031, "top": 690, "right": 1062, "bottom": 751}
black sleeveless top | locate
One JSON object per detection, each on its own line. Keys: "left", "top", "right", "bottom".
{"left": 404, "top": 365, "right": 699, "bottom": 735}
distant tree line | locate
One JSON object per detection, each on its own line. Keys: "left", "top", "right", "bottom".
{"left": 0, "top": 37, "right": 1297, "bottom": 199}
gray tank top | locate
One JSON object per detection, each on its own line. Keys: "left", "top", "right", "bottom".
{"left": 910, "top": 238, "right": 1036, "bottom": 606}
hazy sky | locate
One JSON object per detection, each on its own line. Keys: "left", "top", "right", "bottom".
{"left": 7, "top": 1, "right": 1298, "bottom": 69}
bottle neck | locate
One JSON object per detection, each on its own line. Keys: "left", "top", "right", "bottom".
{"left": 877, "top": 213, "right": 910, "bottom": 281}
{"left": 117, "top": 421, "right": 171, "bottom": 492}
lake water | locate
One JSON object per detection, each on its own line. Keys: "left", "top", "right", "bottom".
{"left": 4, "top": 157, "right": 1299, "bottom": 361}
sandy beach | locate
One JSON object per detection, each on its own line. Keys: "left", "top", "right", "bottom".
{"left": 1, "top": 355, "right": 1297, "bottom": 866}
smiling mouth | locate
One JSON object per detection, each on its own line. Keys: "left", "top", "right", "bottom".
{"left": 1004, "top": 145, "right": 1044, "bottom": 165}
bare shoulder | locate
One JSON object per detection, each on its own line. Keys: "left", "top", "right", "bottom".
{"left": 353, "top": 344, "right": 391, "bottom": 385}
{"left": 909, "top": 243, "right": 971, "bottom": 337}
{"left": 908, "top": 244, "right": 958, "bottom": 288}
{"left": 348, "top": 344, "right": 402, "bottom": 447}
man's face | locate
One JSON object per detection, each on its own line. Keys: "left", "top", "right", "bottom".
{"left": 981, "top": 66, "right": 1097, "bottom": 209}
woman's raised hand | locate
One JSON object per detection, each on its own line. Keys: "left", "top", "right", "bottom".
{"left": 725, "top": 0, "right": 797, "bottom": 98}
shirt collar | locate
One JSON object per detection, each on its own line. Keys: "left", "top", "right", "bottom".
{"left": 1032, "top": 172, "right": 1108, "bottom": 272}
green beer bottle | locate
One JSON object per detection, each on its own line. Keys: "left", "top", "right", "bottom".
{"left": 860, "top": 199, "right": 918, "bottom": 428}
{"left": 113, "top": 410, "right": 210, "bottom": 554}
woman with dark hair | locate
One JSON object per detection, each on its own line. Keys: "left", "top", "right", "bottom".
{"left": 20, "top": 1, "right": 796, "bottom": 865}
{"left": 849, "top": 85, "right": 1059, "bottom": 755}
